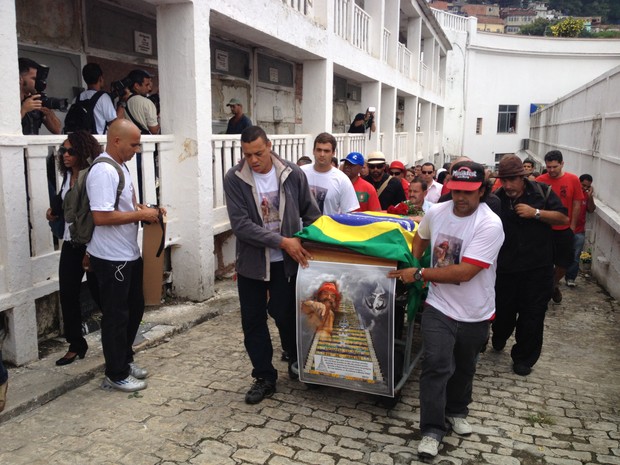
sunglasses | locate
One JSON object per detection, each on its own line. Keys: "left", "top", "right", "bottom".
{"left": 390, "top": 171, "right": 402, "bottom": 176}
{"left": 421, "top": 170, "right": 434, "bottom": 174}
{"left": 58, "top": 147, "right": 77, "bottom": 156}
{"left": 369, "top": 164, "right": 385, "bottom": 170}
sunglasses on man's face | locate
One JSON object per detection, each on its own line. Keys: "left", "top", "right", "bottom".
{"left": 421, "top": 170, "right": 434, "bottom": 175}
{"left": 369, "top": 164, "right": 385, "bottom": 170}
{"left": 58, "top": 147, "right": 77, "bottom": 156}
{"left": 390, "top": 170, "right": 402, "bottom": 176}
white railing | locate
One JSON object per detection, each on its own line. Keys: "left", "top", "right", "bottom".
{"left": 397, "top": 43, "right": 413, "bottom": 78}
{"left": 420, "top": 62, "right": 429, "bottom": 88}
{"left": 351, "top": 4, "right": 370, "bottom": 52}
{"left": 433, "top": 130, "right": 440, "bottom": 154}
{"left": 431, "top": 8, "right": 470, "bottom": 32}
{"left": 284, "top": 0, "right": 311, "bottom": 16}
{"left": 334, "top": 0, "right": 349, "bottom": 39}
{"left": 416, "top": 131, "right": 425, "bottom": 160}
{"left": 334, "top": 133, "right": 367, "bottom": 157}
{"left": 382, "top": 28, "right": 391, "bottom": 63}
{"left": 395, "top": 132, "right": 408, "bottom": 161}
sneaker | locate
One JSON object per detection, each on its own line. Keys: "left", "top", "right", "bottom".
{"left": 129, "top": 362, "right": 148, "bottom": 379}
{"left": 101, "top": 375, "right": 147, "bottom": 392}
{"left": 552, "top": 286, "right": 563, "bottom": 303}
{"left": 566, "top": 279, "right": 576, "bottom": 288}
{"left": 447, "top": 416, "right": 473, "bottom": 436}
{"left": 513, "top": 363, "right": 532, "bottom": 376}
{"left": 244, "top": 378, "right": 275, "bottom": 404}
{"left": 417, "top": 435, "right": 440, "bottom": 458}
{"left": 0, "top": 380, "right": 7, "bottom": 413}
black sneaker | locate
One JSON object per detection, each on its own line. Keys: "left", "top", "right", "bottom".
{"left": 244, "top": 378, "right": 275, "bottom": 404}
{"left": 552, "top": 286, "right": 563, "bottom": 303}
{"left": 491, "top": 338, "right": 506, "bottom": 352}
{"left": 513, "top": 363, "right": 532, "bottom": 376}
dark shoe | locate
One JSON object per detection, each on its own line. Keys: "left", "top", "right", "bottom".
{"left": 244, "top": 378, "right": 275, "bottom": 404}
{"left": 288, "top": 361, "right": 299, "bottom": 381}
{"left": 55, "top": 348, "right": 87, "bottom": 366}
{"left": 281, "top": 350, "right": 290, "bottom": 362}
{"left": 513, "top": 363, "right": 532, "bottom": 376}
{"left": 491, "top": 338, "right": 506, "bottom": 352}
{"left": 551, "top": 286, "right": 563, "bottom": 303}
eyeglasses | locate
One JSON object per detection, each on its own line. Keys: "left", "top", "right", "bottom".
{"left": 369, "top": 164, "right": 385, "bottom": 170}
{"left": 58, "top": 147, "right": 77, "bottom": 156}
{"left": 390, "top": 171, "right": 402, "bottom": 176}
{"left": 421, "top": 170, "right": 434, "bottom": 175}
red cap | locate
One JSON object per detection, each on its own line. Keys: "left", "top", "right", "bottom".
{"left": 389, "top": 161, "right": 405, "bottom": 171}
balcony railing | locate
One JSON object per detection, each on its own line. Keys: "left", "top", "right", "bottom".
{"left": 420, "top": 62, "right": 429, "bottom": 88}
{"left": 334, "top": 0, "right": 370, "bottom": 53}
{"left": 382, "top": 28, "right": 390, "bottom": 63}
{"left": 395, "top": 132, "right": 408, "bottom": 160}
{"left": 334, "top": 0, "right": 350, "bottom": 40}
{"left": 397, "top": 43, "right": 413, "bottom": 78}
{"left": 431, "top": 8, "right": 470, "bottom": 32}
{"left": 351, "top": 4, "right": 370, "bottom": 52}
{"left": 284, "top": 0, "right": 312, "bottom": 16}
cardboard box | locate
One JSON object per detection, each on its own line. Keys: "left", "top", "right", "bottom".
{"left": 142, "top": 218, "right": 166, "bottom": 306}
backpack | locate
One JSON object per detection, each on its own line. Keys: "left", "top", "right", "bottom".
{"left": 63, "top": 157, "right": 125, "bottom": 245}
{"left": 63, "top": 91, "right": 106, "bottom": 134}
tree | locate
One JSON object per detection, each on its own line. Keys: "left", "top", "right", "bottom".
{"left": 550, "top": 17, "right": 586, "bottom": 36}
{"left": 520, "top": 17, "right": 553, "bottom": 35}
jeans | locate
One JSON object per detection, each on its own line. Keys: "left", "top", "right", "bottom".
{"left": 0, "top": 351, "right": 7, "bottom": 385}
{"left": 59, "top": 242, "right": 99, "bottom": 353}
{"left": 90, "top": 256, "right": 144, "bottom": 381}
{"left": 493, "top": 266, "right": 553, "bottom": 368}
{"left": 237, "top": 262, "right": 297, "bottom": 384}
{"left": 565, "top": 232, "right": 586, "bottom": 281}
{"left": 419, "top": 305, "right": 489, "bottom": 441}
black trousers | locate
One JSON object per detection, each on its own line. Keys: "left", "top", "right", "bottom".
{"left": 90, "top": 256, "right": 144, "bottom": 381}
{"left": 58, "top": 242, "right": 99, "bottom": 353}
{"left": 493, "top": 266, "right": 553, "bottom": 368}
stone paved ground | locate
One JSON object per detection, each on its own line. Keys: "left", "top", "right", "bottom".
{"left": 0, "top": 274, "right": 618, "bottom": 465}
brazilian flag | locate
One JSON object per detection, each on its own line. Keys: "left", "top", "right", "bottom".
{"left": 296, "top": 212, "right": 429, "bottom": 320}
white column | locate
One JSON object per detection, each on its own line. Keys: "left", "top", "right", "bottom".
{"left": 363, "top": 0, "right": 384, "bottom": 60}
{"left": 380, "top": 86, "right": 396, "bottom": 161}
{"left": 302, "top": 59, "right": 333, "bottom": 135}
{"left": 419, "top": 100, "right": 432, "bottom": 160}
{"left": 404, "top": 95, "right": 418, "bottom": 164}
{"left": 0, "top": 1, "right": 38, "bottom": 364}
{"left": 384, "top": 0, "right": 399, "bottom": 68}
{"left": 408, "top": 17, "right": 422, "bottom": 82}
{"left": 362, "top": 81, "right": 381, "bottom": 154}
{"left": 156, "top": 2, "right": 214, "bottom": 301}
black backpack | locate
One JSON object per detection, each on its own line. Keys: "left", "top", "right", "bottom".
{"left": 63, "top": 91, "right": 106, "bottom": 134}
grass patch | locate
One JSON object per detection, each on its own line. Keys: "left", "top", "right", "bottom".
{"left": 526, "top": 412, "right": 555, "bottom": 426}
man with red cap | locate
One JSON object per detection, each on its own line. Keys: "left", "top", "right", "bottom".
{"left": 389, "top": 160, "right": 505, "bottom": 460}
{"left": 389, "top": 160, "right": 409, "bottom": 197}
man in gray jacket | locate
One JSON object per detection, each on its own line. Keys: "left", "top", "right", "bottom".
{"left": 224, "top": 126, "right": 321, "bottom": 404}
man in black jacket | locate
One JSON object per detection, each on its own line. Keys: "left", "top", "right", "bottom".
{"left": 363, "top": 152, "right": 405, "bottom": 210}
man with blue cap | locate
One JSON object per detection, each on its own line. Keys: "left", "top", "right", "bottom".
{"left": 341, "top": 152, "right": 381, "bottom": 212}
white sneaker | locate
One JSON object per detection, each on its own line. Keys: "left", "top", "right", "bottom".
{"left": 417, "top": 435, "right": 440, "bottom": 458}
{"left": 447, "top": 416, "right": 473, "bottom": 435}
{"left": 566, "top": 279, "right": 576, "bottom": 288}
{"left": 129, "top": 362, "right": 149, "bottom": 379}
{"left": 101, "top": 375, "right": 147, "bottom": 392}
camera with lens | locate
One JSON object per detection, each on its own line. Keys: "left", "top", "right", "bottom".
{"left": 34, "top": 65, "right": 68, "bottom": 111}
{"left": 110, "top": 76, "right": 133, "bottom": 100}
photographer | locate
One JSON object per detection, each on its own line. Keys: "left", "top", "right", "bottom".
{"left": 19, "top": 57, "right": 62, "bottom": 135}
{"left": 347, "top": 107, "right": 376, "bottom": 134}
{"left": 118, "top": 69, "right": 160, "bottom": 135}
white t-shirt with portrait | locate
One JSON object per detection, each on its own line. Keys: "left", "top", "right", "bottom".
{"left": 417, "top": 200, "right": 504, "bottom": 322}
{"left": 86, "top": 153, "right": 140, "bottom": 261}
{"left": 253, "top": 166, "right": 283, "bottom": 262}
{"left": 301, "top": 165, "right": 359, "bottom": 215}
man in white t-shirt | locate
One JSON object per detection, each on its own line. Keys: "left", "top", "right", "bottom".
{"left": 301, "top": 133, "right": 359, "bottom": 215}
{"left": 87, "top": 119, "right": 162, "bottom": 393}
{"left": 79, "top": 63, "right": 118, "bottom": 134}
{"left": 389, "top": 161, "right": 504, "bottom": 459}
{"left": 421, "top": 162, "right": 443, "bottom": 203}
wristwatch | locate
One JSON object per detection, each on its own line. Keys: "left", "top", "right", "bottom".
{"left": 413, "top": 268, "right": 424, "bottom": 282}
{"left": 534, "top": 209, "right": 541, "bottom": 220}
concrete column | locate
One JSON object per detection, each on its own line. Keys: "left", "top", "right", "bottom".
{"left": 408, "top": 17, "right": 422, "bottom": 82}
{"left": 156, "top": 2, "right": 214, "bottom": 301}
{"left": 362, "top": 81, "right": 381, "bottom": 154}
{"left": 380, "top": 86, "right": 396, "bottom": 161}
{"left": 403, "top": 95, "right": 418, "bottom": 164}
{"left": 364, "top": 0, "right": 384, "bottom": 60}
{"left": 0, "top": 2, "right": 38, "bottom": 364}
{"left": 384, "top": 0, "right": 399, "bottom": 68}
{"left": 302, "top": 59, "right": 333, "bottom": 135}
{"left": 420, "top": 100, "right": 432, "bottom": 160}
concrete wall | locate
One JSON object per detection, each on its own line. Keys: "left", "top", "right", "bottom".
{"left": 529, "top": 66, "right": 620, "bottom": 301}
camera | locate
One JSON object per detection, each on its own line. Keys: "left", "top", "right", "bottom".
{"left": 367, "top": 106, "right": 376, "bottom": 113}
{"left": 110, "top": 77, "right": 133, "bottom": 100}
{"left": 34, "top": 65, "right": 68, "bottom": 111}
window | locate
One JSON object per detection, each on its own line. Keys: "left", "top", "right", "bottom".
{"left": 497, "top": 105, "right": 517, "bottom": 133}
{"left": 476, "top": 118, "right": 482, "bottom": 135}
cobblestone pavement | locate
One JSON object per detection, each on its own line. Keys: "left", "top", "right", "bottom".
{"left": 0, "top": 274, "right": 618, "bottom": 465}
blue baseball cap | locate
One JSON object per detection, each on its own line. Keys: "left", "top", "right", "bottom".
{"left": 342, "top": 152, "right": 364, "bottom": 166}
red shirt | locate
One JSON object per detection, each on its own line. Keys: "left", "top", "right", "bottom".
{"left": 536, "top": 172, "right": 584, "bottom": 230}
{"left": 352, "top": 176, "right": 381, "bottom": 212}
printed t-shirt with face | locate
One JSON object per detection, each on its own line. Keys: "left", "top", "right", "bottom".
{"left": 252, "top": 166, "right": 283, "bottom": 262}
{"left": 416, "top": 200, "right": 504, "bottom": 322}
{"left": 301, "top": 165, "right": 359, "bottom": 215}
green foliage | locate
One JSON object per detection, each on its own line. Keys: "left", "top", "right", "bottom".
{"left": 550, "top": 17, "right": 586, "bottom": 36}
{"left": 548, "top": 0, "right": 617, "bottom": 22}
{"left": 520, "top": 17, "right": 553, "bottom": 36}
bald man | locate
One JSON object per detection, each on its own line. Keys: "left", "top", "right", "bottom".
{"left": 87, "top": 119, "right": 162, "bottom": 393}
